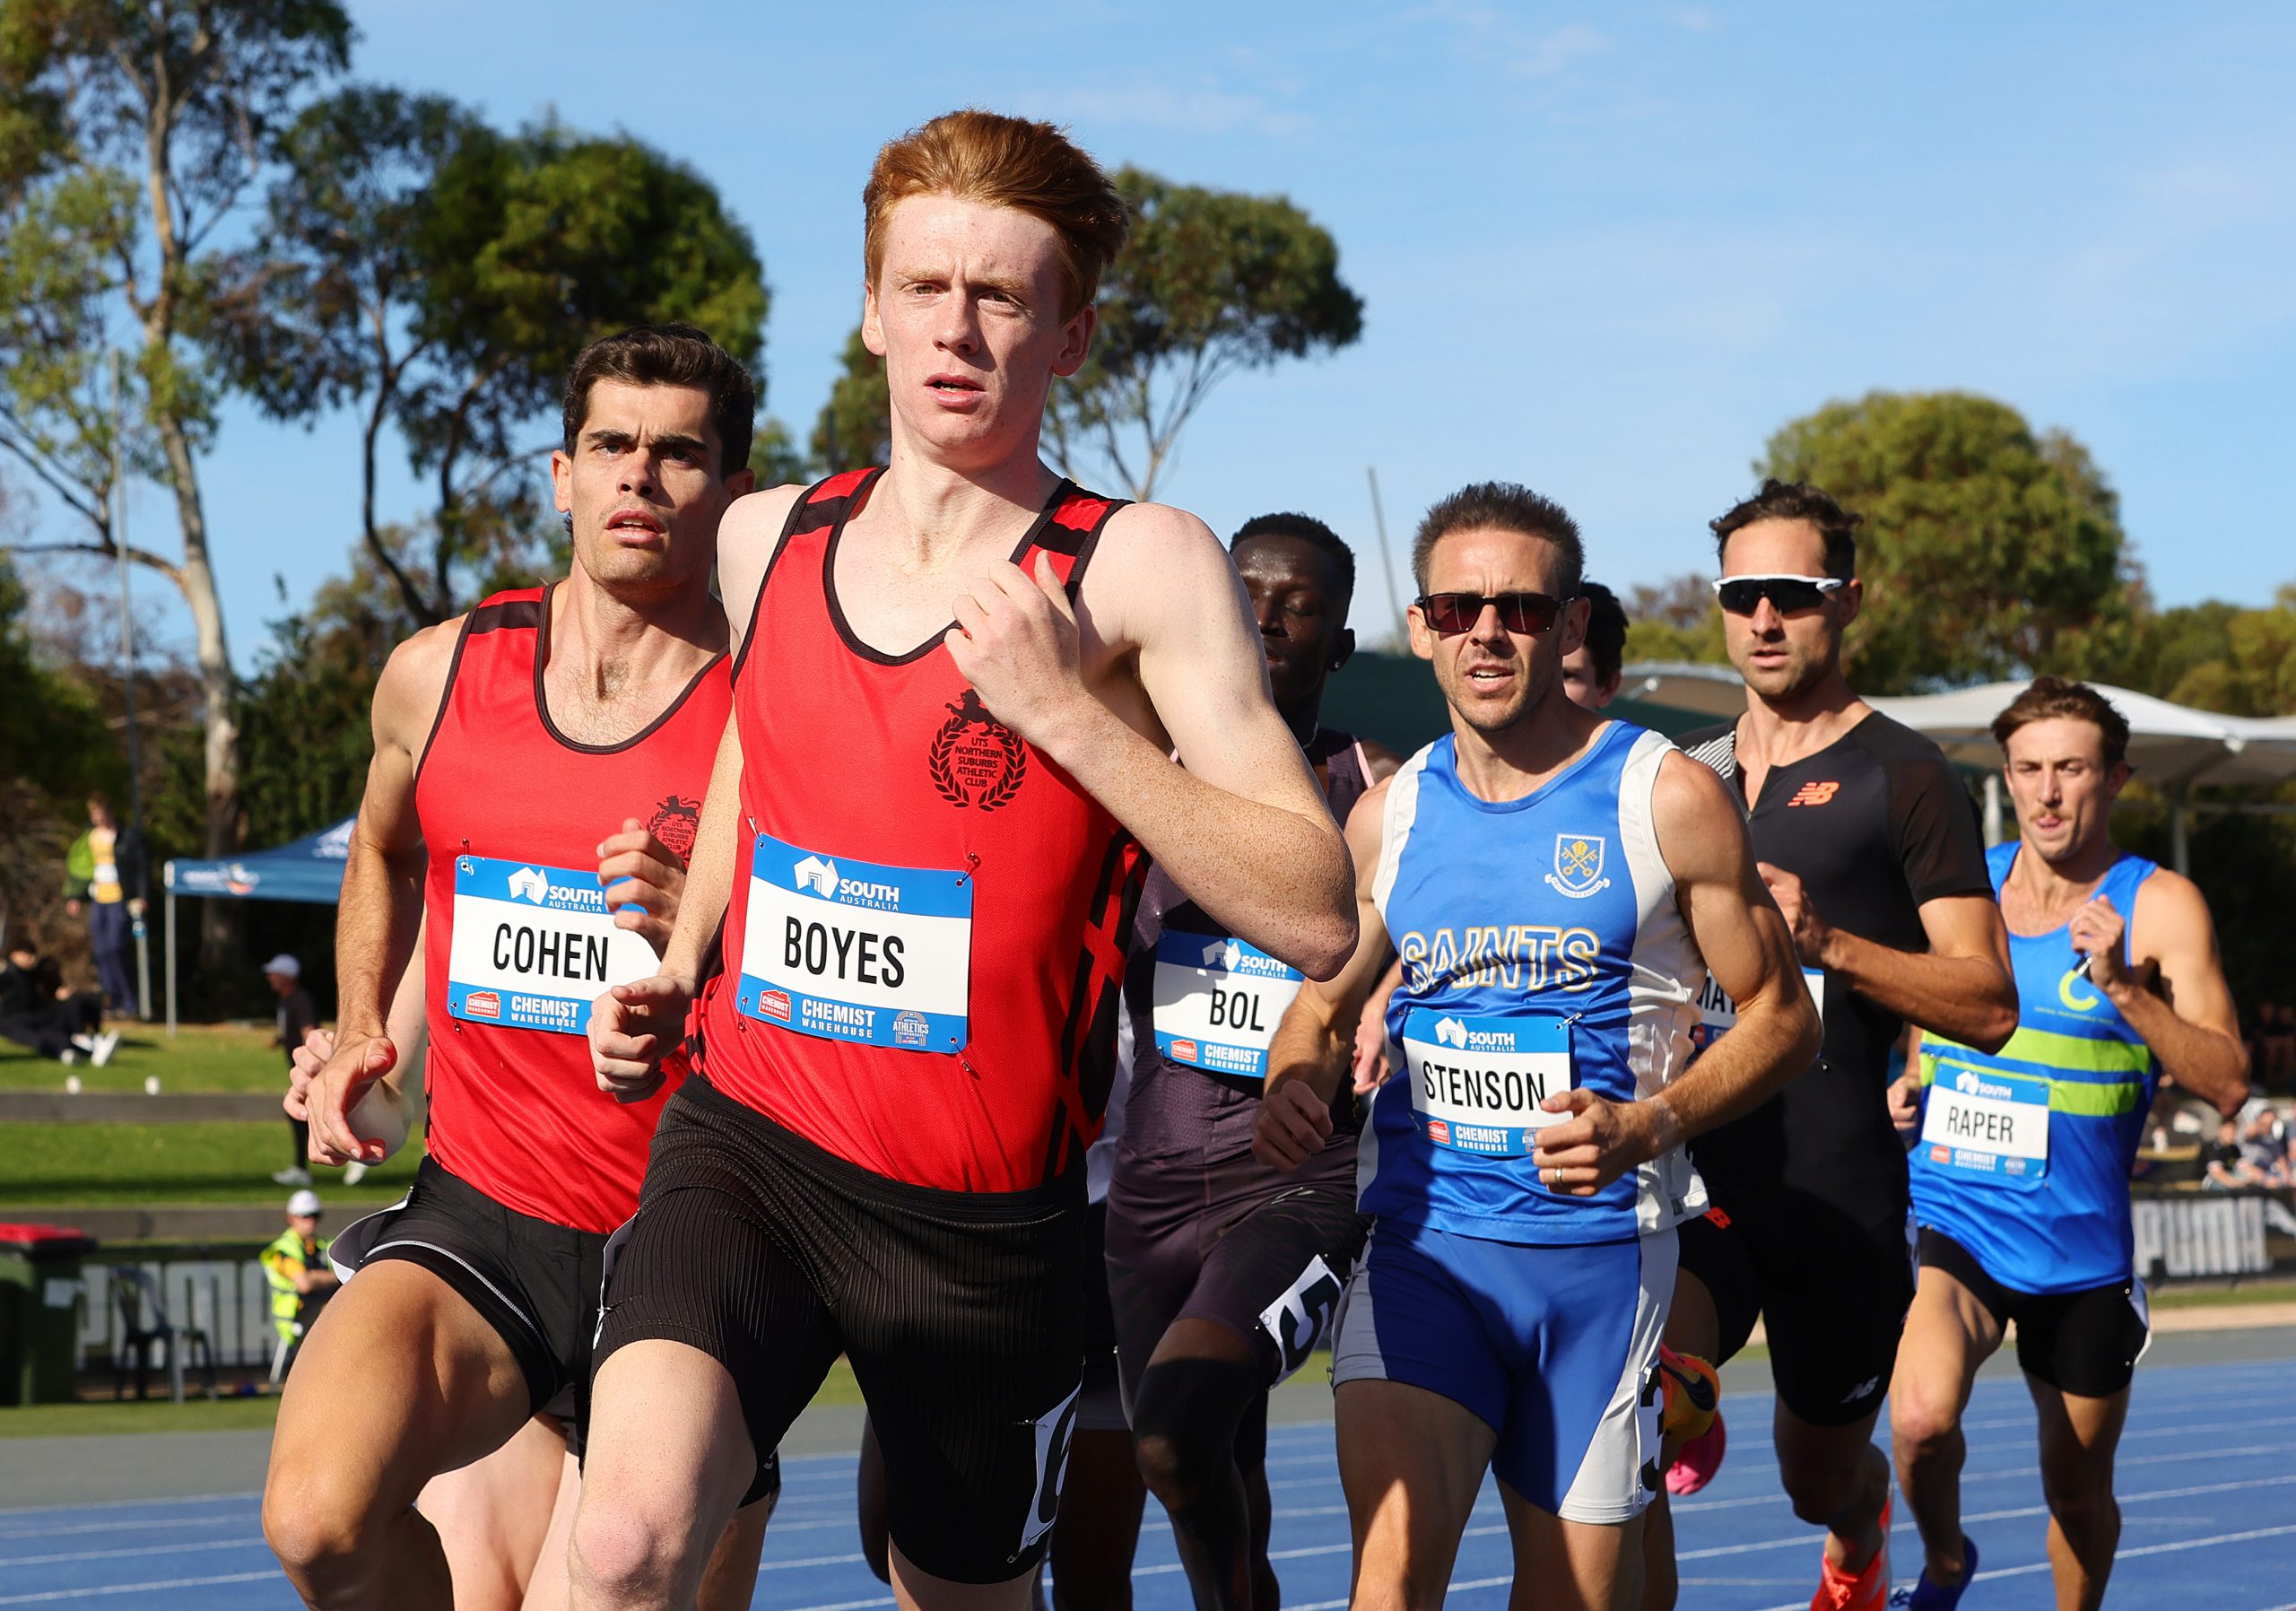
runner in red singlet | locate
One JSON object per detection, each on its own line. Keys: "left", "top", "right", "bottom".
{"left": 264, "top": 327, "right": 775, "bottom": 1611}
{"left": 574, "top": 113, "right": 1356, "bottom": 1611}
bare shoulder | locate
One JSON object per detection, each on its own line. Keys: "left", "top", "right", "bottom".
{"left": 1652, "top": 745, "right": 1741, "bottom": 839}
{"left": 1344, "top": 775, "right": 1392, "bottom": 855}
{"left": 2134, "top": 864, "right": 2216, "bottom": 944}
{"left": 719, "top": 483, "right": 808, "bottom": 643}
{"left": 375, "top": 618, "right": 464, "bottom": 750}
{"left": 1083, "top": 501, "right": 1235, "bottom": 634}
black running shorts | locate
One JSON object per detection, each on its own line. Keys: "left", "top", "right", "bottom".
{"left": 1078, "top": 1199, "right": 1127, "bottom": 1434}
{"left": 1674, "top": 1197, "right": 1914, "bottom": 1428}
{"left": 1918, "top": 1228, "right": 2150, "bottom": 1398}
{"left": 1104, "top": 1142, "right": 1368, "bottom": 1418}
{"left": 330, "top": 1155, "right": 604, "bottom": 1434}
{"left": 594, "top": 1076, "right": 1087, "bottom": 1584}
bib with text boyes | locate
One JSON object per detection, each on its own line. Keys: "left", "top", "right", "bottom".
{"left": 737, "top": 832, "right": 973, "bottom": 1054}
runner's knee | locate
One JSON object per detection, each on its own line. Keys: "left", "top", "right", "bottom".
{"left": 568, "top": 1498, "right": 686, "bottom": 1610}
{"left": 262, "top": 1455, "right": 386, "bottom": 1585}
{"left": 1129, "top": 1354, "right": 1256, "bottom": 1503}
{"left": 1888, "top": 1377, "right": 1961, "bottom": 1459}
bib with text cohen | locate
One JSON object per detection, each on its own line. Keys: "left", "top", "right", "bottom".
{"left": 737, "top": 831, "right": 973, "bottom": 1053}
{"left": 1920, "top": 1064, "right": 2050, "bottom": 1180}
{"left": 1400, "top": 1007, "right": 1574, "bottom": 1158}
{"left": 447, "top": 855, "right": 660, "bottom": 1036}
{"left": 1151, "top": 929, "right": 1305, "bottom": 1081}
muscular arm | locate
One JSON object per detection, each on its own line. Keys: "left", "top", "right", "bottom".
{"left": 1805, "top": 892, "right": 2018, "bottom": 1053}
{"left": 2105, "top": 872, "right": 2249, "bottom": 1117}
{"left": 1257, "top": 788, "right": 1396, "bottom": 1167}
{"left": 957, "top": 505, "right": 1354, "bottom": 979}
{"left": 306, "top": 623, "right": 457, "bottom": 1162}
{"left": 1648, "top": 754, "right": 1824, "bottom": 1144}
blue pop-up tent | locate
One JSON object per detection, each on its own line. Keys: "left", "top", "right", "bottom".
{"left": 161, "top": 817, "right": 353, "bottom": 1032}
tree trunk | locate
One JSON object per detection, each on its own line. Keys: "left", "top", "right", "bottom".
{"left": 160, "top": 416, "right": 242, "bottom": 976}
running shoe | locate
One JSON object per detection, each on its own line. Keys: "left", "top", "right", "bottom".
{"left": 343, "top": 1160, "right": 368, "bottom": 1186}
{"left": 1657, "top": 1345, "right": 1719, "bottom": 1442}
{"left": 1811, "top": 1498, "right": 1892, "bottom": 1611}
{"left": 1893, "top": 1534, "right": 1977, "bottom": 1609}
{"left": 91, "top": 1031, "right": 120, "bottom": 1067}
{"left": 1665, "top": 1409, "right": 1726, "bottom": 1495}
{"left": 274, "top": 1166, "right": 313, "bottom": 1188}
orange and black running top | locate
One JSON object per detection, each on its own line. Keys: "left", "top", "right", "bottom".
{"left": 697, "top": 468, "right": 1146, "bottom": 1193}
{"left": 414, "top": 586, "right": 728, "bottom": 1232}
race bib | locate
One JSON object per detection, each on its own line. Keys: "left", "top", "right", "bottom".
{"left": 1151, "top": 928, "right": 1305, "bottom": 1080}
{"left": 447, "top": 855, "right": 659, "bottom": 1035}
{"left": 737, "top": 832, "right": 971, "bottom": 1053}
{"left": 1920, "top": 1065, "right": 2050, "bottom": 1180}
{"left": 1400, "top": 1008, "right": 1572, "bottom": 1158}
{"left": 1688, "top": 968, "right": 1827, "bottom": 1057}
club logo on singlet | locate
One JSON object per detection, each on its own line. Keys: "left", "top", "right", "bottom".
{"left": 645, "top": 795, "right": 702, "bottom": 863}
{"left": 1545, "top": 833, "right": 1610, "bottom": 898}
{"left": 928, "top": 688, "right": 1027, "bottom": 811}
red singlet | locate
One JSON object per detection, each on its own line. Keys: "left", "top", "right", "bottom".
{"left": 698, "top": 469, "right": 1144, "bottom": 1191}
{"left": 416, "top": 586, "right": 728, "bottom": 1232}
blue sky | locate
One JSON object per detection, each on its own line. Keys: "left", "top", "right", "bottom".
{"left": 55, "top": 2, "right": 2296, "bottom": 664}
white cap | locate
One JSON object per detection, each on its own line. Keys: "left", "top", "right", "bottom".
{"left": 261, "top": 954, "right": 300, "bottom": 980}
{"left": 287, "top": 1189, "right": 322, "bottom": 1217}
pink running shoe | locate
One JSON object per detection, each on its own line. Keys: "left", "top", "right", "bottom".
{"left": 1665, "top": 1406, "right": 1726, "bottom": 1495}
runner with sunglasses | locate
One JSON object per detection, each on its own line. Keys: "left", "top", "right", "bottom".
{"left": 1640, "top": 479, "right": 2018, "bottom": 1611}
{"left": 1257, "top": 481, "right": 1820, "bottom": 1611}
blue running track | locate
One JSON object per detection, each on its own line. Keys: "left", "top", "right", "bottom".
{"left": 4, "top": 1355, "right": 2294, "bottom": 1607}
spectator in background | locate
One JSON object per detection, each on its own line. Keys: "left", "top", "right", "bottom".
{"left": 64, "top": 793, "right": 146, "bottom": 1019}
{"left": 260, "top": 1188, "right": 337, "bottom": 1377}
{"left": 0, "top": 939, "right": 116, "bottom": 1065}
{"left": 1560, "top": 578, "right": 1629, "bottom": 709}
{"left": 2238, "top": 1104, "right": 2290, "bottom": 1187}
{"left": 2203, "top": 1116, "right": 2267, "bottom": 1189}
{"left": 265, "top": 956, "right": 324, "bottom": 1189}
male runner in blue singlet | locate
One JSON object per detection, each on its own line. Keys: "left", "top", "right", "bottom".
{"left": 1887, "top": 677, "right": 2249, "bottom": 1611}
{"left": 1257, "top": 482, "right": 1822, "bottom": 1610}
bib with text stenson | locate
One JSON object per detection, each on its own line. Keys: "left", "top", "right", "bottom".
{"left": 1400, "top": 1008, "right": 1573, "bottom": 1158}
{"left": 737, "top": 832, "right": 971, "bottom": 1053}
{"left": 447, "top": 855, "right": 659, "bottom": 1035}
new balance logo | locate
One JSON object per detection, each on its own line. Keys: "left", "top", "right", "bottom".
{"left": 1787, "top": 780, "right": 1840, "bottom": 806}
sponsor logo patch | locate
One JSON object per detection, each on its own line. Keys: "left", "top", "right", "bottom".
{"left": 465, "top": 989, "right": 501, "bottom": 1020}
{"left": 760, "top": 988, "right": 792, "bottom": 1023}
{"left": 1787, "top": 780, "right": 1840, "bottom": 806}
{"left": 1170, "top": 1038, "right": 1198, "bottom": 1063}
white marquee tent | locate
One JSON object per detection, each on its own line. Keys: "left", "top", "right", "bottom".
{"left": 1620, "top": 664, "right": 2296, "bottom": 873}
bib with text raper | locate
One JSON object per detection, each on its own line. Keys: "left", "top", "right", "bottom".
{"left": 448, "top": 855, "right": 660, "bottom": 1035}
{"left": 737, "top": 832, "right": 971, "bottom": 1053}
{"left": 1151, "top": 928, "right": 1305, "bottom": 1081}
{"left": 1400, "top": 1008, "right": 1573, "bottom": 1158}
{"left": 1920, "top": 1065, "right": 2050, "bottom": 1180}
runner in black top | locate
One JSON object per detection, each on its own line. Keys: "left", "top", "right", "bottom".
{"left": 1639, "top": 480, "right": 2017, "bottom": 1611}
{"left": 1102, "top": 513, "right": 1397, "bottom": 1611}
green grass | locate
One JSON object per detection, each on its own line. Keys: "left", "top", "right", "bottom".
{"left": 0, "top": 1120, "right": 424, "bottom": 1206}
{"left": 0, "top": 1358, "right": 865, "bottom": 1437}
{"left": 0, "top": 1023, "right": 291, "bottom": 1093}
{"left": 2152, "top": 1276, "right": 2296, "bottom": 1310}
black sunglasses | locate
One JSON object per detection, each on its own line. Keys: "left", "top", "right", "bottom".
{"left": 1712, "top": 574, "right": 1846, "bottom": 615}
{"left": 1414, "top": 590, "right": 1569, "bottom": 637}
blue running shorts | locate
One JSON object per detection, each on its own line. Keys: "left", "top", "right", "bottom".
{"left": 1331, "top": 1219, "right": 1675, "bottom": 1522}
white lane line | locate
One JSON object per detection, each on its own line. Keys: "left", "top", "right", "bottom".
{"left": 0, "top": 1493, "right": 257, "bottom": 1520}
{"left": 0, "top": 1519, "right": 248, "bottom": 1544}
{"left": 0, "top": 1569, "right": 281, "bottom": 1605}
{"left": 0, "top": 1536, "right": 265, "bottom": 1568}
{"left": 1739, "top": 1520, "right": 2296, "bottom": 1611}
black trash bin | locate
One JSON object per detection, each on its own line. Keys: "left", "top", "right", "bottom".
{"left": 0, "top": 1223, "right": 98, "bottom": 1406}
